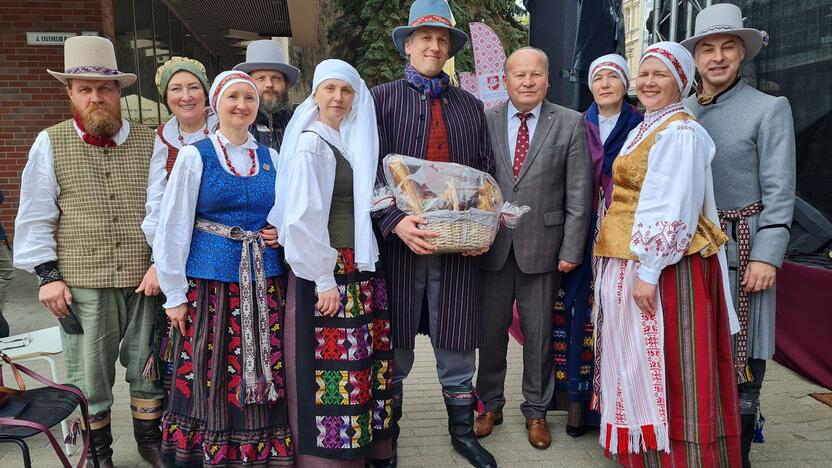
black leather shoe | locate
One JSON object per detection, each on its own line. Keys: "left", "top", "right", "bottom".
{"left": 367, "top": 453, "right": 398, "bottom": 467}
{"left": 565, "top": 424, "right": 588, "bottom": 438}
{"left": 445, "top": 403, "right": 497, "bottom": 468}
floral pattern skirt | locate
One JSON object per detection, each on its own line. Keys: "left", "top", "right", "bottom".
{"left": 160, "top": 277, "right": 293, "bottom": 467}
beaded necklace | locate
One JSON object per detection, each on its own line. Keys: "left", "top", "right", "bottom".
{"left": 217, "top": 137, "right": 256, "bottom": 176}
{"left": 624, "top": 102, "right": 685, "bottom": 152}
{"left": 177, "top": 121, "right": 209, "bottom": 146}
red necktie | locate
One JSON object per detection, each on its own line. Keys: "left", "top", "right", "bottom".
{"left": 512, "top": 112, "right": 532, "bottom": 177}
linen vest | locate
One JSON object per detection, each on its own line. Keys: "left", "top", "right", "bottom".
{"left": 48, "top": 119, "right": 154, "bottom": 288}
{"left": 185, "top": 138, "right": 283, "bottom": 282}
{"left": 306, "top": 132, "right": 355, "bottom": 249}
{"left": 329, "top": 153, "right": 355, "bottom": 248}
{"left": 594, "top": 113, "right": 727, "bottom": 260}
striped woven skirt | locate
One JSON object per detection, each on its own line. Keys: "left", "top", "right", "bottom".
{"left": 595, "top": 254, "right": 741, "bottom": 467}
{"left": 285, "top": 248, "right": 395, "bottom": 465}
{"left": 160, "top": 277, "right": 293, "bottom": 467}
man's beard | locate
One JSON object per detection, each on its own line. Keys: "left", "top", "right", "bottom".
{"left": 259, "top": 90, "right": 290, "bottom": 115}
{"left": 79, "top": 103, "right": 121, "bottom": 137}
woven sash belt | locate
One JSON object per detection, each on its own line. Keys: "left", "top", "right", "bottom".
{"left": 194, "top": 218, "right": 277, "bottom": 404}
{"left": 718, "top": 200, "right": 764, "bottom": 383}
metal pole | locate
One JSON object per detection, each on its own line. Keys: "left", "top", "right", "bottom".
{"left": 686, "top": 0, "right": 694, "bottom": 39}
{"left": 669, "top": 0, "right": 679, "bottom": 41}
{"left": 652, "top": 0, "right": 661, "bottom": 42}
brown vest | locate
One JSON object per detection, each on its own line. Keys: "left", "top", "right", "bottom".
{"left": 594, "top": 113, "right": 727, "bottom": 261}
{"left": 48, "top": 119, "right": 155, "bottom": 288}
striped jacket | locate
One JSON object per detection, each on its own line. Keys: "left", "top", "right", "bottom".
{"left": 371, "top": 78, "right": 494, "bottom": 351}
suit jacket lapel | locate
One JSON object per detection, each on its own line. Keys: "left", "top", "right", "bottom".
{"left": 491, "top": 102, "right": 512, "bottom": 176}
{"left": 515, "top": 100, "right": 556, "bottom": 185}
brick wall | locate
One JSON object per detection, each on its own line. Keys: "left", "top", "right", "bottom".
{"left": 0, "top": 1, "right": 105, "bottom": 242}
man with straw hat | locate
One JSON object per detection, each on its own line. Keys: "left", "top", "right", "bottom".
{"left": 234, "top": 39, "right": 300, "bottom": 152}
{"left": 682, "top": 5, "right": 796, "bottom": 467}
{"left": 370, "top": 1, "right": 497, "bottom": 466}
{"left": 14, "top": 35, "right": 166, "bottom": 468}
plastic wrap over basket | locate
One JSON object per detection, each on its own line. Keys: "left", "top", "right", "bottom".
{"left": 372, "top": 154, "right": 530, "bottom": 254}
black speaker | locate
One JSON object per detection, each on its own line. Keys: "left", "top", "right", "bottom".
{"left": 788, "top": 196, "right": 832, "bottom": 255}
{"left": 526, "top": 0, "right": 624, "bottom": 111}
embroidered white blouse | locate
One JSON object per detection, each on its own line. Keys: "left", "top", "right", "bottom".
{"left": 280, "top": 122, "right": 350, "bottom": 294}
{"left": 142, "top": 115, "right": 218, "bottom": 246}
{"left": 14, "top": 120, "right": 167, "bottom": 272}
{"left": 151, "top": 131, "right": 277, "bottom": 309}
{"left": 621, "top": 102, "right": 738, "bottom": 333}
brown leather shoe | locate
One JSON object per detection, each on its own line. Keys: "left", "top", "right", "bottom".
{"left": 526, "top": 418, "right": 552, "bottom": 449}
{"left": 473, "top": 411, "right": 503, "bottom": 438}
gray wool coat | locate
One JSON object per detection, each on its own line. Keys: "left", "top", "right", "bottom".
{"left": 685, "top": 79, "right": 796, "bottom": 360}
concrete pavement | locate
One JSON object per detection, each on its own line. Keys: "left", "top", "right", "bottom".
{"left": 1, "top": 270, "right": 830, "bottom": 467}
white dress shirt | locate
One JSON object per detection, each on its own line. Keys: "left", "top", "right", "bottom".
{"left": 599, "top": 112, "right": 621, "bottom": 145}
{"left": 13, "top": 119, "right": 167, "bottom": 272}
{"left": 152, "top": 131, "right": 277, "bottom": 308}
{"left": 506, "top": 101, "right": 543, "bottom": 162}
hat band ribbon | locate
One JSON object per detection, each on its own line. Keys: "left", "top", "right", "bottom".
{"left": 698, "top": 24, "right": 742, "bottom": 35}
{"left": 643, "top": 47, "right": 688, "bottom": 89}
{"left": 411, "top": 14, "right": 452, "bottom": 27}
{"left": 65, "top": 66, "right": 122, "bottom": 76}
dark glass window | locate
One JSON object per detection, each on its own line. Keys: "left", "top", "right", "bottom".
{"left": 113, "top": 0, "right": 219, "bottom": 126}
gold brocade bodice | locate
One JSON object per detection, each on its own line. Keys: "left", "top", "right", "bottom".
{"left": 594, "top": 112, "right": 727, "bottom": 261}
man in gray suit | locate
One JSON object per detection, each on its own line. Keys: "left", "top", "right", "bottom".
{"left": 475, "top": 47, "right": 592, "bottom": 449}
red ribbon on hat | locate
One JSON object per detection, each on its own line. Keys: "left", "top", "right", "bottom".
{"left": 411, "top": 14, "right": 452, "bottom": 27}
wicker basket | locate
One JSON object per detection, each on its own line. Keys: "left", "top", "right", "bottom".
{"left": 421, "top": 209, "right": 499, "bottom": 254}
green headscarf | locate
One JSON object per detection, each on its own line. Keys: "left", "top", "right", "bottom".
{"left": 155, "top": 56, "right": 210, "bottom": 109}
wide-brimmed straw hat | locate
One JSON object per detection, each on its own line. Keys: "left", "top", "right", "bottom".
{"left": 233, "top": 40, "right": 299, "bottom": 87}
{"left": 392, "top": 0, "right": 468, "bottom": 58}
{"left": 680, "top": 4, "right": 768, "bottom": 60}
{"left": 47, "top": 36, "right": 136, "bottom": 88}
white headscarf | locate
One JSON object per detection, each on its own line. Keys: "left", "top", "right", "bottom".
{"left": 639, "top": 41, "right": 695, "bottom": 97}
{"left": 208, "top": 70, "right": 259, "bottom": 114}
{"left": 272, "top": 59, "right": 380, "bottom": 271}
{"left": 588, "top": 53, "right": 631, "bottom": 90}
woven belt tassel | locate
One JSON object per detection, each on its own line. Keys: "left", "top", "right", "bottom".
{"left": 194, "top": 219, "right": 277, "bottom": 404}
{"left": 718, "top": 201, "right": 764, "bottom": 383}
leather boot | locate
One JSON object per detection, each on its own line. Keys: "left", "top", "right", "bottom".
{"left": 740, "top": 413, "right": 756, "bottom": 468}
{"left": 87, "top": 424, "right": 114, "bottom": 468}
{"left": 446, "top": 403, "right": 497, "bottom": 468}
{"left": 133, "top": 417, "right": 164, "bottom": 468}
